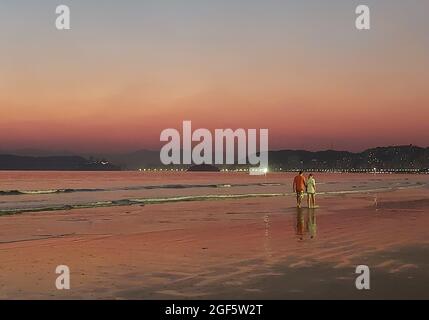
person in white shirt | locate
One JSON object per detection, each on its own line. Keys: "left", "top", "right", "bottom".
{"left": 306, "top": 174, "right": 316, "bottom": 208}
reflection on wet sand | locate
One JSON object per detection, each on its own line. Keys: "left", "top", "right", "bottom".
{"left": 295, "top": 208, "right": 317, "bottom": 241}
{"left": 0, "top": 175, "right": 429, "bottom": 299}
{"left": 264, "top": 214, "right": 273, "bottom": 260}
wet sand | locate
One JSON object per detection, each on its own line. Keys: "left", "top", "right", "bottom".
{"left": 0, "top": 177, "right": 429, "bottom": 299}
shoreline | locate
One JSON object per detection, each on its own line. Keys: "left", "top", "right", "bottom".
{"left": 0, "top": 182, "right": 426, "bottom": 216}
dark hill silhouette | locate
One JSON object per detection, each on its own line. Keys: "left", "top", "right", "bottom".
{"left": 97, "top": 145, "right": 429, "bottom": 170}
{"left": 0, "top": 155, "right": 120, "bottom": 171}
{"left": 268, "top": 145, "right": 429, "bottom": 170}
{"left": 1, "top": 145, "right": 428, "bottom": 171}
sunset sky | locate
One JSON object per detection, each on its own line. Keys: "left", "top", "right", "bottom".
{"left": 1, "top": 0, "right": 428, "bottom": 153}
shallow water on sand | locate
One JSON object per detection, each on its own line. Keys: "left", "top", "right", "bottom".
{"left": 1, "top": 172, "right": 429, "bottom": 299}
{"left": 0, "top": 172, "right": 427, "bottom": 215}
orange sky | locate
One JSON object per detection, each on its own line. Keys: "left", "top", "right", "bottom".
{"left": 1, "top": 1, "right": 428, "bottom": 153}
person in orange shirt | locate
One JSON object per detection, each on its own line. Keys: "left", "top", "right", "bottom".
{"left": 293, "top": 171, "right": 307, "bottom": 208}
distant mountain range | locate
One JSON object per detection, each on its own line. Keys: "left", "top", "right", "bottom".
{"left": 0, "top": 155, "right": 120, "bottom": 171}
{"left": 102, "top": 145, "right": 429, "bottom": 170}
{"left": 268, "top": 145, "right": 429, "bottom": 170}
{"left": 0, "top": 145, "right": 428, "bottom": 171}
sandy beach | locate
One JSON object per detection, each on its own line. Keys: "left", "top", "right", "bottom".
{"left": 0, "top": 172, "right": 428, "bottom": 299}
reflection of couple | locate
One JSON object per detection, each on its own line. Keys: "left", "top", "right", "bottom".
{"left": 292, "top": 171, "right": 316, "bottom": 208}
{"left": 295, "top": 208, "right": 317, "bottom": 240}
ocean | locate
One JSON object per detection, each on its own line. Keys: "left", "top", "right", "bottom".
{"left": 1, "top": 171, "right": 426, "bottom": 215}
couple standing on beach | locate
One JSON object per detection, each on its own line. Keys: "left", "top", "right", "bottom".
{"left": 293, "top": 171, "right": 316, "bottom": 208}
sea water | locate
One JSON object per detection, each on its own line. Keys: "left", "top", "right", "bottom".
{"left": 0, "top": 171, "right": 427, "bottom": 215}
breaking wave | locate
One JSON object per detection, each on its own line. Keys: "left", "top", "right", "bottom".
{"left": 0, "top": 189, "right": 102, "bottom": 196}
{"left": 0, "top": 185, "right": 422, "bottom": 216}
